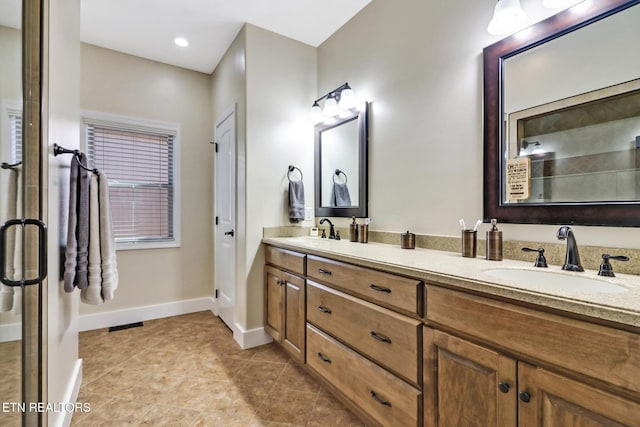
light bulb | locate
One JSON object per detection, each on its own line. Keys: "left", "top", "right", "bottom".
{"left": 487, "top": 0, "right": 527, "bottom": 35}
{"left": 323, "top": 96, "right": 339, "bottom": 117}
{"left": 338, "top": 87, "right": 357, "bottom": 111}
{"left": 310, "top": 102, "right": 323, "bottom": 124}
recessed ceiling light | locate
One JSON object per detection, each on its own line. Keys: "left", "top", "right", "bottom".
{"left": 174, "top": 37, "right": 189, "bottom": 47}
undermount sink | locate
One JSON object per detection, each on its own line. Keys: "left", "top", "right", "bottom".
{"left": 482, "top": 268, "right": 628, "bottom": 296}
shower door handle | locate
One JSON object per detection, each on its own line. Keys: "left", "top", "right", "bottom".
{"left": 0, "top": 218, "right": 47, "bottom": 286}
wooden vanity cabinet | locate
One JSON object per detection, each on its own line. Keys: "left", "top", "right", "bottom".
{"left": 424, "top": 285, "right": 640, "bottom": 427}
{"left": 264, "top": 246, "right": 306, "bottom": 363}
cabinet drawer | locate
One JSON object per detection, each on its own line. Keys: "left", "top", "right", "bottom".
{"left": 426, "top": 285, "right": 640, "bottom": 395}
{"left": 265, "top": 245, "right": 306, "bottom": 275}
{"left": 307, "top": 280, "right": 422, "bottom": 386}
{"left": 307, "top": 324, "right": 422, "bottom": 427}
{"left": 307, "top": 255, "right": 422, "bottom": 316}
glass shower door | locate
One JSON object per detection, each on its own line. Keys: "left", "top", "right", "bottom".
{"left": 1, "top": 0, "right": 45, "bottom": 425}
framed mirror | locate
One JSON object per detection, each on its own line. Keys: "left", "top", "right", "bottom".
{"left": 315, "top": 102, "right": 369, "bottom": 218}
{"left": 484, "top": 0, "right": 640, "bottom": 226}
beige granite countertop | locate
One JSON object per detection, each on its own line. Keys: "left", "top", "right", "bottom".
{"left": 262, "top": 236, "right": 640, "bottom": 329}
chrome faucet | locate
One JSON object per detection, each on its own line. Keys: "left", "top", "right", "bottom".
{"left": 556, "top": 226, "right": 584, "bottom": 272}
{"left": 319, "top": 218, "right": 335, "bottom": 239}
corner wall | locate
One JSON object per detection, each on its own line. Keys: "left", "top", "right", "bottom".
{"left": 211, "top": 25, "right": 316, "bottom": 336}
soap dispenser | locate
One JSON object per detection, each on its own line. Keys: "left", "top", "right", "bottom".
{"left": 349, "top": 216, "right": 359, "bottom": 242}
{"left": 486, "top": 219, "right": 503, "bottom": 261}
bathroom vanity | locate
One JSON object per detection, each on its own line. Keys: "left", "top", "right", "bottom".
{"left": 263, "top": 236, "right": 640, "bottom": 427}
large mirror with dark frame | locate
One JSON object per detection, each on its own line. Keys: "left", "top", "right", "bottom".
{"left": 315, "top": 102, "right": 369, "bottom": 218}
{"left": 484, "top": 0, "right": 640, "bottom": 226}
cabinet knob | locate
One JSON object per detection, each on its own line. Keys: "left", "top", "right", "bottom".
{"left": 519, "top": 391, "right": 531, "bottom": 403}
{"left": 498, "top": 382, "right": 510, "bottom": 394}
{"left": 318, "top": 268, "right": 332, "bottom": 275}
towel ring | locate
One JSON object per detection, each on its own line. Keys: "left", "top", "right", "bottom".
{"left": 287, "top": 165, "right": 303, "bottom": 182}
{"left": 333, "top": 169, "right": 347, "bottom": 184}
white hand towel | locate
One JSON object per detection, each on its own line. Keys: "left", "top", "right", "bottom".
{"left": 64, "top": 155, "right": 81, "bottom": 292}
{"left": 98, "top": 171, "right": 118, "bottom": 301}
{"left": 81, "top": 173, "right": 103, "bottom": 305}
{"left": 0, "top": 167, "right": 19, "bottom": 311}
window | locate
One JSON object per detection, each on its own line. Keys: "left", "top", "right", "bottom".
{"left": 84, "top": 113, "right": 180, "bottom": 249}
{"left": 9, "top": 109, "right": 22, "bottom": 163}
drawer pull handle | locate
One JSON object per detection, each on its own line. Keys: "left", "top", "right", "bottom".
{"left": 498, "top": 382, "right": 510, "bottom": 394}
{"left": 317, "top": 305, "right": 332, "bottom": 314}
{"left": 370, "top": 331, "right": 392, "bottom": 344}
{"left": 370, "top": 390, "right": 392, "bottom": 407}
{"left": 317, "top": 352, "right": 332, "bottom": 363}
{"left": 370, "top": 284, "right": 392, "bottom": 293}
{"left": 318, "top": 268, "right": 332, "bottom": 275}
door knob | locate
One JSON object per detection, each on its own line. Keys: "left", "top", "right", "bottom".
{"left": 224, "top": 229, "right": 234, "bottom": 237}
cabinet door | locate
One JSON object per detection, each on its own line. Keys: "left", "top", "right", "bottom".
{"left": 264, "top": 265, "right": 284, "bottom": 341}
{"left": 282, "top": 271, "right": 305, "bottom": 363}
{"left": 518, "top": 362, "right": 640, "bottom": 427}
{"left": 424, "top": 328, "right": 517, "bottom": 427}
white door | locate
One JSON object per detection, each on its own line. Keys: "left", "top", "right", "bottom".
{"left": 214, "top": 106, "right": 236, "bottom": 330}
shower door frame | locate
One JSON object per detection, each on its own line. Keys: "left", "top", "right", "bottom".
{"left": 22, "top": 0, "right": 46, "bottom": 425}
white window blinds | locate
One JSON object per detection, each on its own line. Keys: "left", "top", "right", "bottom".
{"left": 86, "top": 122, "right": 176, "bottom": 244}
{"left": 9, "top": 111, "right": 22, "bottom": 163}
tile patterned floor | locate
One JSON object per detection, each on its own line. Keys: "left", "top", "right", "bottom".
{"left": 73, "top": 311, "right": 365, "bottom": 426}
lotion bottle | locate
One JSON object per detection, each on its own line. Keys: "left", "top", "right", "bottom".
{"left": 486, "top": 218, "right": 503, "bottom": 261}
{"left": 349, "top": 216, "right": 359, "bottom": 242}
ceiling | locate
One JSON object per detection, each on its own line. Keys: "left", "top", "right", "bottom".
{"left": 82, "top": 0, "right": 373, "bottom": 74}
{"left": 0, "top": 0, "right": 370, "bottom": 74}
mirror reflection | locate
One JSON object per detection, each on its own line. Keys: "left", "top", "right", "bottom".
{"left": 502, "top": 3, "right": 640, "bottom": 205}
{"left": 320, "top": 117, "right": 359, "bottom": 207}
{"left": 0, "top": 0, "right": 23, "bottom": 420}
{"left": 483, "top": 0, "right": 640, "bottom": 226}
{"left": 315, "top": 103, "right": 368, "bottom": 218}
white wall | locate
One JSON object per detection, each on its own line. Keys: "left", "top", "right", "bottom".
{"left": 79, "top": 44, "right": 214, "bottom": 315}
{"left": 317, "top": 0, "right": 640, "bottom": 250}
{"left": 45, "top": 0, "right": 82, "bottom": 425}
{"left": 244, "top": 24, "right": 316, "bottom": 329}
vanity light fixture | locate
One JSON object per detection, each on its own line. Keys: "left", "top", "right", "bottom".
{"left": 487, "top": 0, "right": 527, "bottom": 35}
{"left": 519, "top": 139, "right": 545, "bottom": 155}
{"left": 310, "top": 82, "right": 358, "bottom": 124}
{"left": 488, "top": 0, "right": 586, "bottom": 35}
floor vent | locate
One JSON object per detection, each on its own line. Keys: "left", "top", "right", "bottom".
{"left": 108, "top": 321, "right": 144, "bottom": 332}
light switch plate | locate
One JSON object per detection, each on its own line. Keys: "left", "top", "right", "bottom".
{"left": 304, "top": 207, "right": 313, "bottom": 221}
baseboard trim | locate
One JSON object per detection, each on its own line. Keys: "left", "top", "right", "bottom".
{"left": 233, "top": 324, "right": 273, "bottom": 349}
{"left": 78, "top": 297, "right": 216, "bottom": 331}
{"left": 53, "top": 358, "right": 83, "bottom": 427}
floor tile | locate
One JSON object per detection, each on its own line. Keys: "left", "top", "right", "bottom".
{"left": 72, "top": 311, "right": 362, "bottom": 426}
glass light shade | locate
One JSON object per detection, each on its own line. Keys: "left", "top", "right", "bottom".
{"left": 310, "top": 102, "right": 323, "bottom": 124}
{"left": 323, "top": 96, "right": 339, "bottom": 117}
{"left": 338, "top": 87, "right": 357, "bottom": 111}
{"left": 543, "top": 0, "right": 582, "bottom": 8}
{"left": 487, "top": 0, "right": 527, "bottom": 35}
